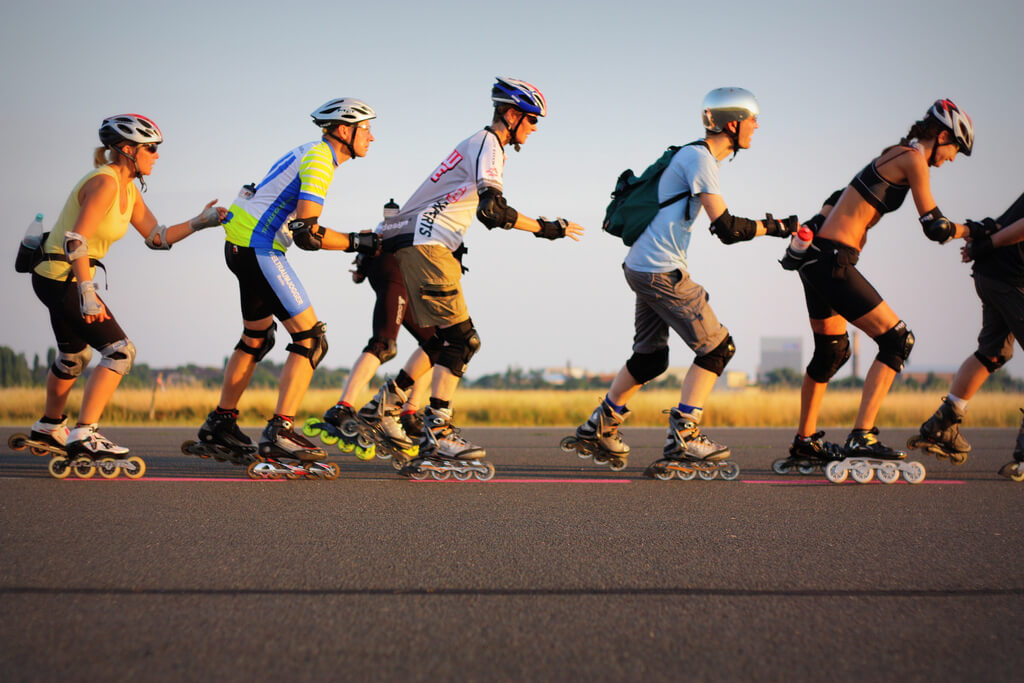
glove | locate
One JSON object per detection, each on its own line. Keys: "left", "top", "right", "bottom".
{"left": 346, "top": 232, "right": 381, "bottom": 256}
{"left": 535, "top": 217, "right": 568, "bottom": 240}
{"left": 350, "top": 254, "right": 368, "bottom": 284}
{"left": 78, "top": 280, "right": 103, "bottom": 317}
{"left": 764, "top": 213, "right": 799, "bottom": 238}
{"left": 190, "top": 206, "right": 222, "bottom": 231}
{"left": 964, "top": 235, "right": 994, "bottom": 262}
{"left": 965, "top": 218, "right": 999, "bottom": 240}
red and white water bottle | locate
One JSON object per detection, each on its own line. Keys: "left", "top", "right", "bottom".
{"left": 789, "top": 225, "right": 814, "bottom": 253}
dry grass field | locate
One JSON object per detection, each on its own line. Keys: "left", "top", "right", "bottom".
{"left": 1, "top": 387, "right": 1020, "bottom": 428}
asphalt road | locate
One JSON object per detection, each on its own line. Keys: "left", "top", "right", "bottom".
{"left": 1, "top": 425, "right": 1022, "bottom": 682}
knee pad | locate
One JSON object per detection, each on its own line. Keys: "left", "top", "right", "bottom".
{"left": 693, "top": 335, "right": 736, "bottom": 376}
{"left": 626, "top": 347, "right": 670, "bottom": 384}
{"left": 436, "top": 319, "right": 481, "bottom": 377}
{"left": 974, "top": 350, "right": 1009, "bottom": 373}
{"left": 874, "top": 320, "right": 914, "bottom": 372}
{"left": 286, "top": 321, "right": 328, "bottom": 369}
{"left": 364, "top": 335, "right": 397, "bottom": 363}
{"left": 52, "top": 346, "right": 93, "bottom": 380}
{"left": 806, "top": 333, "right": 852, "bottom": 383}
{"left": 421, "top": 333, "right": 445, "bottom": 365}
{"left": 98, "top": 339, "right": 136, "bottom": 376}
{"left": 234, "top": 322, "right": 277, "bottom": 362}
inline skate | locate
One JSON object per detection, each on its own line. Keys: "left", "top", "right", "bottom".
{"left": 997, "top": 409, "right": 1024, "bottom": 482}
{"left": 248, "top": 416, "right": 339, "bottom": 480}
{"left": 644, "top": 409, "right": 740, "bottom": 481}
{"left": 560, "top": 401, "right": 630, "bottom": 471}
{"left": 349, "top": 381, "right": 419, "bottom": 467}
{"left": 182, "top": 409, "right": 260, "bottom": 466}
{"left": 906, "top": 397, "right": 970, "bottom": 465}
{"left": 825, "top": 427, "right": 926, "bottom": 484}
{"left": 302, "top": 404, "right": 376, "bottom": 460}
{"left": 49, "top": 424, "right": 145, "bottom": 480}
{"left": 772, "top": 431, "right": 844, "bottom": 475}
{"left": 399, "top": 406, "right": 494, "bottom": 481}
{"left": 8, "top": 415, "right": 70, "bottom": 458}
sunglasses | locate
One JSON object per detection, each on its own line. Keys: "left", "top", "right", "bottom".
{"left": 140, "top": 144, "right": 159, "bottom": 153}
{"left": 525, "top": 114, "right": 539, "bottom": 125}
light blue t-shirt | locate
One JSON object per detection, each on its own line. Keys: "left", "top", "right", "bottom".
{"left": 623, "top": 143, "right": 721, "bottom": 273}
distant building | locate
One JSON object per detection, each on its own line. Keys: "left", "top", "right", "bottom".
{"left": 759, "top": 337, "right": 802, "bottom": 381}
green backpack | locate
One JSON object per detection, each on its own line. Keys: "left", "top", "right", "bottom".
{"left": 602, "top": 140, "right": 708, "bottom": 246}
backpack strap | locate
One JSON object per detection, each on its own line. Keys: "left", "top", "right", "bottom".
{"left": 661, "top": 140, "right": 710, "bottom": 220}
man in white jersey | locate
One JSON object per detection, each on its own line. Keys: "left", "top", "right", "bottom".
{"left": 189, "top": 98, "right": 382, "bottom": 469}
{"left": 368, "top": 77, "right": 583, "bottom": 472}
{"left": 570, "top": 88, "right": 800, "bottom": 476}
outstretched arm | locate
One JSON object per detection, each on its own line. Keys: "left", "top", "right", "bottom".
{"left": 132, "top": 197, "right": 227, "bottom": 249}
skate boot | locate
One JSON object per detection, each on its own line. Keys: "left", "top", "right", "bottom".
{"left": 249, "top": 416, "right": 339, "bottom": 480}
{"left": 353, "top": 380, "right": 417, "bottom": 465}
{"left": 824, "top": 427, "right": 926, "bottom": 484}
{"left": 907, "top": 398, "right": 970, "bottom": 465}
{"left": 772, "top": 431, "right": 844, "bottom": 475}
{"left": 998, "top": 408, "right": 1024, "bottom": 482}
{"left": 55, "top": 424, "right": 145, "bottom": 480}
{"left": 400, "top": 411, "right": 424, "bottom": 439}
{"left": 560, "top": 401, "right": 630, "bottom": 471}
{"left": 182, "top": 409, "right": 259, "bottom": 466}
{"left": 645, "top": 409, "right": 740, "bottom": 481}
{"left": 8, "top": 415, "right": 69, "bottom": 458}
{"left": 400, "top": 406, "right": 494, "bottom": 481}
{"left": 302, "top": 404, "right": 375, "bottom": 460}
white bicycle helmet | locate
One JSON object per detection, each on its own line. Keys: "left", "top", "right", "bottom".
{"left": 491, "top": 77, "right": 548, "bottom": 117}
{"left": 311, "top": 98, "right": 376, "bottom": 127}
{"left": 926, "top": 99, "right": 974, "bottom": 156}
{"left": 99, "top": 114, "right": 163, "bottom": 147}
{"left": 701, "top": 88, "right": 759, "bottom": 132}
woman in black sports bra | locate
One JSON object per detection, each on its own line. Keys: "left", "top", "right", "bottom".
{"left": 777, "top": 99, "right": 976, "bottom": 471}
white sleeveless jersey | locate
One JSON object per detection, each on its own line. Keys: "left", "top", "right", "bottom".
{"left": 380, "top": 128, "right": 505, "bottom": 251}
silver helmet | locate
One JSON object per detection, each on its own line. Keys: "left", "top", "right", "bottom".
{"left": 99, "top": 114, "right": 163, "bottom": 147}
{"left": 926, "top": 99, "right": 973, "bottom": 156}
{"left": 310, "top": 98, "right": 376, "bottom": 127}
{"left": 701, "top": 88, "right": 759, "bottom": 132}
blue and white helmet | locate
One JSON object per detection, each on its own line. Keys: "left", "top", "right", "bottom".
{"left": 491, "top": 77, "right": 548, "bottom": 117}
{"left": 311, "top": 98, "right": 376, "bottom": 127}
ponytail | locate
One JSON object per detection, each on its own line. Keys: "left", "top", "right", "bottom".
{"left": 93, "top": 146, "right": 112, "bottom": 168}
{"left": 881, "top": 119, "right": 942, "bottom": 155}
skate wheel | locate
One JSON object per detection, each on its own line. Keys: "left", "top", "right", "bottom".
{"left": 97, "top": 457, "right": 120, "bottom": 479}
{"left": 698, "top": 467, "right": 717, "bottom": 481}
{"left": 649, "top": 465, "right": 673, "bottom": 481}
{"left": 391, "top": 454, "right": 410, "bottom": 471}
{"left": 430, "top": 468, "right": 451, "bottom": 481}
{"left": 825, "top": 460, "right": 848, "bottom": 484}
{"left": 950, "top": 452, "right": 968, "bottom": 466}
{"left": 181, "top": 440, "right": 197, "bottom": 455}
{"left": 30, "top": 445, "right": 50, "bottom": 457}
{"left": 409, "top": 467, "right": 430, "bottom": 481}
{"left": 285, "top": 468, "right": 304, "bottom": 480}
{"left": 8, "top": 434, "right": 28, "bottom": 451}
{"left": 319, "top": 431, "right": 340, "bottom": 446}
{"left": 48, "top": 456, "right": 71, "bottom": 479}
{"left": 72, "top": 457, "right": 95, "bottom": 479}
{"left": 355, "top": 445, "right": 376, "bottom": 461}
{"left": 876, "top": 462, "right": 900, "bottom": 484}
{"left": 593, "top": 454, "right": 609, "bottom": 465}
{"left": 453, "top": 467, "right": 473, "bottom": 481}
{"left": 340, "top": 420, "right": 360, "bottom": 438}
{"left": 797, "top": 463, "right": 816, "bottom": 475}
{"left": 355, "top": 433, "right": 373, "bottom": 449}
{"left": 246, "top": 461, "right": 263, "bottom": 480}
{"left": 902, "top": 461, "right": 926, "bottom": 485}
{"left": 676, "top": 465, "right": 697, "bottom": 481}
{"left": 123, "top": 456, "right": 146, "bottom": 479}
{"left": 720, "top": 462, "right": 741, "bottom": 481}
{"left": 474, "top": 462, "right": 496, "bottom": 481}
{"left": 771, "top": 458, "right": 790, "bottom": 475}
{"left": 609, "top": 458, "right": 627, "bottom": 472}
{"left": 559, "top": 436, "right": 577, "bottom": 453}
{"left": 301, "top": 417, "right": 322, "bottom": 437}
{"left": 1011, "top": 468, "right": 1024, "bottom": 483}
{"left": 851, "top": 462, "right": 874, "bottom": 484}
{"left": 322, "top": 462, "right": 341, "bottom": 480}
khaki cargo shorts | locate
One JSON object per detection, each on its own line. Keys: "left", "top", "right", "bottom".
{"left": 395, "top": 244, "right": 469, "bottom": 328}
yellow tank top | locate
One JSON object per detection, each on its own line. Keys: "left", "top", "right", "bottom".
{"left": 35, "top": 165, "right": 137, "bottom": 281}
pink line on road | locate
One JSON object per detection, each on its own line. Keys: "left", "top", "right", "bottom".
{"left": 64, "top": 477, "right": 283, "bottom": 482}
{"left": 742, "top": 479, "right": 965, "bottom": 485}
{"left": 410, "top": 478, "right": 632, "bottom": 484}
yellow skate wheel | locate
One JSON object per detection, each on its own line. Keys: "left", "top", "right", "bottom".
{"left": 355, "top": 445, "right": 376, "bottom": 461}
{"left": 301, "top": 417, "right": 322, "bottom": 438}
{"left": 123, "top": 456, "right": 146, "bottom": 479}
{"left": 48, "top": 456, "right": 72, "bottom": 479}
{"left": 322, "top": 462, "right": 341, "bottom": 480}
{"left": 97, "top": 458, "right": 120, "bottom": 479}
{"left": 319, "top": 431, "right": 340, "bottom": 446}
{"left": 72, "top": 457, "right": 95, "bottom": 479}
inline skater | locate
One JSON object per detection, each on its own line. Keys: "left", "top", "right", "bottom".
{"left": 20, "top": 114, "right": 226, "bottom": 479}
{"left": 566, "top": 87, "right": 800, "bottom": 481}
{"left": 375, "top": 76, "right": 584, "bottom": 481}
{"left": 779, "top": 99, "right": 975, "bottom": 484}
{"left": 187, "top": 98, "right": 379, "bottom": 480}
{"left": 903, "top": 192, "right": 1024, "bottom": 479}
{"left": 306, "top": 198, "right": 435, "bottom": 463}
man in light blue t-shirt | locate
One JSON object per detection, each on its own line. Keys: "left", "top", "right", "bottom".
{"left": 568, "top": 88, "right": 799, "bottom": 477}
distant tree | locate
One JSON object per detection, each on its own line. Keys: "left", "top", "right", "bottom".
{"left": 0, "top": 346, "right": 33, "bottom": 387}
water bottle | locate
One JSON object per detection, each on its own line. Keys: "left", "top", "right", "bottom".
{"left": 789, "top": 225, "right": 814, "bottom": 253}
{"left": 383, "top": 198, "right": 399, "bottom": 219}
{"left": 15, "top": 213, "right": 44, "bottom": 273}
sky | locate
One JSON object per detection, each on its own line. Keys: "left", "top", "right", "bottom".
{"left": 2, "top": 0, "right": 1023, "bottom": 381}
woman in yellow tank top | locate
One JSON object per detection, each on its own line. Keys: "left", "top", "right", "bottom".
{"left": 27, "top": 114, "right": 227, "bottom": 473}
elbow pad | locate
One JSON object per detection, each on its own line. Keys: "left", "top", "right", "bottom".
{"left": 477, "top": 189, "right": 518, "bottom": 230}
{"left": 710, "top": 210, "right": 757, "bottom": 244}
{"left": 145, "top": 225, "right": 172, "bottom": 250}
{"left": 63, "top": 231, "right": 89, "bottom": 261}
{"left": 290, "top": 217, "right": 325, "bottom": 251}
{"left": 920, "top": 207, "right": 954, "bottom": 244}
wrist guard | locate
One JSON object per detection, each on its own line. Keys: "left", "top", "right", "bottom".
{"left": 920, "top": 207, "right": 954, "bottom": 244}
{"left": 535, "top": 217, "right": 568, "bottom": 240}
{"left": 290, "top": 217, "right": 325, "bottom": 251}
{"left": 824, "top": 189, "right": 844, "bottom": 208}
{"left": 966, "top": 217, "right": 999, "bottom": 240}
{"left": 78, "top": 280, "right": 103, "bottom": 316}
{"left": 190, "top": 206, "right": 222, "bottom": 231}
{"left": 477, "top": 188, "right": 518, "bottom": 230}
{"left": 145, "top": 225, "right": 172, "bottom": 250}
{"left": 763, "top": 213, "right": 799, "bottom": 238}
{"left": 966, "top": 235, "right": 995, "bottom": 261}
{"left": 346, "top": 232, "right": 381, "bottom": 256}
{"left": 804, "top": 214, "right": 826, "bottom": 233}
{"left": 710, "top": 210, "right": 757, "bottom": 244}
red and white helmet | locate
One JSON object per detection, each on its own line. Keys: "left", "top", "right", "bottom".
{"left": 99, "top": 114, "right": 163, "bottom": 147}
{"left": 927, "top": 99, "right": 973, "bottom": 156}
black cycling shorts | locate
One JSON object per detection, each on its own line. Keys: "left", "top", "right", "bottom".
{"left": 32, "top": 273, "right": 126, "bottom": 355}
{"left": 799, "top": 238, "right": 884, "bottom": 321}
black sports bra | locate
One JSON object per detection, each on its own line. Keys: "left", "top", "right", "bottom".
{"left": 850, "top": 148, "right": 913, "bottom": 215}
